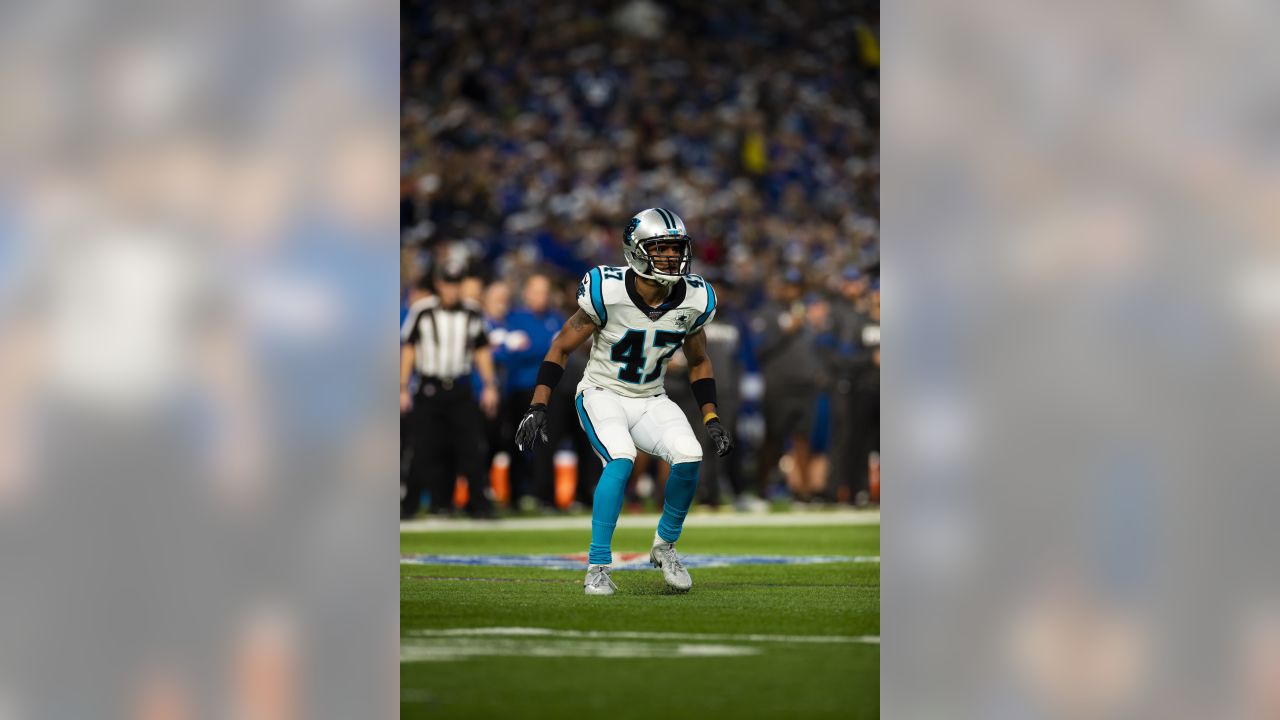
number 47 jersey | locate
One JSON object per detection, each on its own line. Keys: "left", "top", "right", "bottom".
{"left": 575, "top": 266, "right": 717, "bottom": 399}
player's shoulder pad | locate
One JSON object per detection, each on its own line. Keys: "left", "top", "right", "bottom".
{"left": 598, "top": 266, "right": 627, "bottom": 285}
{"left": 684, "top": 274, "right": 717, "bottom": 333}
{"left": 577, "top": 265, "right": 625, "bottom": 326}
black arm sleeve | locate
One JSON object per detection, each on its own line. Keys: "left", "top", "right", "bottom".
{"left": 536, "top": 360, "right": 565, "bottom": 390}
{"left": 691, "top": 378, "right": 717, "bottom": 409}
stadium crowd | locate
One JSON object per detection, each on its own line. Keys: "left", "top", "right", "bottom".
{"left": 401, "top": 0, "right": 879, "bottom": 515}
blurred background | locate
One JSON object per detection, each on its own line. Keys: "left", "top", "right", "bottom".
{"left": 400, "top": 0, "right": 881, "bottom": 517}
{"left": 0, "top": 0, "right": 398, "bottom": 717}
{"left": 885, "top": 0, "right": 1280, "bottom": 717}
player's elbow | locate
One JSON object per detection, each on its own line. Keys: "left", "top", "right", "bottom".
{"left": 544, "top": 340, "right": 570, "bottom": 365}
{"left": 688, "top": 357, "right": 713, "bottom": 379}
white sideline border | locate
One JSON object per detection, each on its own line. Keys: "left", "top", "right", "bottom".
{"left": 401, "top": 638, "right": 763, "bottom": 662}
{"left": 401, "top": 509, "right": 879, "bottom": 532}
{"left": 407, "top": 626, "right": 881, "bottom": 645}
{"left": 401, "top": 627, "right": 879, "bottom": 662}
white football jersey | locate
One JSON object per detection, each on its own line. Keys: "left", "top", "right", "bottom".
{"left": 575, "top": 266, "right": 717, "bottom": 399}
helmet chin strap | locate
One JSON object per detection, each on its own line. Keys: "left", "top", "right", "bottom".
{"left": 636, "top": 267, "right": 678, "bottom": 285}
{"left": 643, "top": 256, "right": 682, "bottom": 284}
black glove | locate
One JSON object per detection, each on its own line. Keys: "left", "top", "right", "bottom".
{"left": 705, "top": 417, "right": 734, "bottom": 457}
{"left": 515, "top": 403, "right": 549, "bottom": 451}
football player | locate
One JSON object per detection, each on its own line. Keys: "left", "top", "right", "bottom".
{"left": 515, "top": 208, "right": 734, "bottom": 595}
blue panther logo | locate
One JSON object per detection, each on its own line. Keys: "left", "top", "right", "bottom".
{"left": 623, "top": 217, "right": 641, "bottom": 246}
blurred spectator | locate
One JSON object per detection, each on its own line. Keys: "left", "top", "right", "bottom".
{"left": 481, "top": 281, "right": 513, "bottom": 361}
{"left": 500, "top": 273, "right": 567, "bottom": 510}
{"left": 480, "top": 280, "right": 513, "bottom": 501}
{"left": 823, "top": 266, "right": 880, "bottom": 504}
{"left": 752, "top": 269, "right": 824, "bottom": 501}
{"left": 460, "top": 275, "right": 485, "bottom": 308}
{"left": 863, "top": 281, "right": 881, "bottom": 498}
{"left": 797, "top": 295, "right": 833, "bottom": 501}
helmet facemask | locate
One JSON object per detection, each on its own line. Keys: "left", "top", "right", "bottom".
{"left": 630, "top": 236, "right": 691, "bottom": 285}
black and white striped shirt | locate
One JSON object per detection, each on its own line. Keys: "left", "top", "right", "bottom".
{"left": 400, "top": 298, "right": 489, "bottom": 380}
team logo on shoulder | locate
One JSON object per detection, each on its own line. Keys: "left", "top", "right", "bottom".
{"left": 675, "top": 312, "right": 689, "bottom": 327}
{"left": 623, "top": 218, "right": 641, "bottom": 246}
{"left": 577, "top": 278, "right": 587, "bottom": 299}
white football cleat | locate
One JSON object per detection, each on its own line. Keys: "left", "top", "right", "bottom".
{"left": 650, "top": 538, "right": 692, "bottom": 591}
{"left": 584, "top": 564, "right": 618, "bottom": 596}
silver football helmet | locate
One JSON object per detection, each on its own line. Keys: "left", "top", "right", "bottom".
{"left": 622, "top": 208, "right": 693, "bottom": 285}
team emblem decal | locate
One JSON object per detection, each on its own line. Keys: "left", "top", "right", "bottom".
{"left": 675, "top": 313, "right": 689, "bottom": 327}
{"left": 623, "top": 217, "right": 641, "bottom": 246}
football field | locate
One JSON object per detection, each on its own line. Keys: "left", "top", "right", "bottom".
{"left": 401, "top": 512, "right": 880, "bottom": 719}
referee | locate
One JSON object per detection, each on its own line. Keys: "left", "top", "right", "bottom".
{"left": 400, "top": 264, "right": 500, "bottom": 518}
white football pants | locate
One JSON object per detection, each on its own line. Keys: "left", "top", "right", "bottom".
{"left": 574, "top": 387, "right": 703, "bottom": 467}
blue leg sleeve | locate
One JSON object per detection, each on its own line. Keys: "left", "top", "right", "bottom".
{"left": 589, "top": 458, "right": 634, "bottom": 565}
{"left": 657, "top": 461, "right": 701, "bottom": 543}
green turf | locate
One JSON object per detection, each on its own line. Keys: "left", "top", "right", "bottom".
{"left": 401, "top": 523, "right": 879, "bottom": 719}
{"left": 400, "top": 523, "right": 880, "bottom": 556}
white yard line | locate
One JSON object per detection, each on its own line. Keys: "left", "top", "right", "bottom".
{"left": 406, "top": 627, "right": 880, "bottom": 645}
{"left": 401, "top": 509, "right": 879, "bottom": 532}
{"left": 401, "top": 627, "right": 880, "bottom": 662}
{"left": 398, "top": 553, "right": 879, "bottom": 568}
{"left": 400, "top": 638, "right": 763, "bottom": 662}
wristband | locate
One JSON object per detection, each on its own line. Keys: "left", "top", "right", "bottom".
{"left": 703, "top": 412, "right": 719, "bottom": 425}
{"left": 536, "top": 361, "right": 565, "bottom": 391}
{"left": 691, "top": 377, "right": 717, "bottom": 408}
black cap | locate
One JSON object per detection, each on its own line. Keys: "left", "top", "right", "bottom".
{"left": 437, "top": 262, "right": 467, "bottom": 283}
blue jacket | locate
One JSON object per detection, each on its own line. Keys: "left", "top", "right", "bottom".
{"left": 500, "top": 307, "right": 565, "bottom": 391}
{"left": 471, "top": 314, "right": 509, "bottom": 398}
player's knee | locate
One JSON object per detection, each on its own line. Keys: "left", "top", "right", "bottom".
{"left": 668, "top": 434, "right": 703, "bottom": 465}
{"left": 597, "top": 431, "right": 636, "bottom": 463}
{"left": 603, "top": 457, "right": 634, "bottom": 474}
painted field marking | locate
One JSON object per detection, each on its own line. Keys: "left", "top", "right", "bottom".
{"left": 401, "top": 509, "right": 879, "bottom": 533}
{"left": 400, "top": 638, "right": 761, "bottom": 663}
{"left": 406, "top": 627, "right": 881, "bottom": 646}
{"left": 399, "top": 627, "right": 880, "bottom": 663}
{"left": 400, "top": 552, "right": 879, "bottom": 569}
